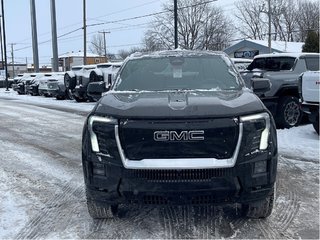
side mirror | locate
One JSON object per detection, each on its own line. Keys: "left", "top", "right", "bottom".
{"left": 251, "top": 78, "right": 271, "bottom": 95}
{"left": 87, "top": 82, "right": 106, "bottom": 101}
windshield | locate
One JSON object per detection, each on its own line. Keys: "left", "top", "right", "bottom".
{"left": 247, "top": 57, "right": 296, "bottom": 71}
{"left": 114, "top": 56, "right": 241, "bottom": 91}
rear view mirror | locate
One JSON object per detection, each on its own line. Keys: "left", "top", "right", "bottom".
{"left": 87, "top": 82, "right": 106, "bottom": 101}
{"left": 251, "top": 78, "right": 271, "bottom": 95}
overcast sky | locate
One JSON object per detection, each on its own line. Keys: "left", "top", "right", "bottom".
{"left": 3, "top": 0, "right": 237, "bottom": 65}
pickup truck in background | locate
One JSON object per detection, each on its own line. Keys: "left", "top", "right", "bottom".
{"left": 299, "top": 71, "right": 320, "bottom": 134}
{"left": 241, "top": 53, "right": 320, "bottom": 129}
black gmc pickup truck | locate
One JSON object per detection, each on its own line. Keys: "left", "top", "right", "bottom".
{"left": 82, "top": 50, "right": 278, "bottom": 219}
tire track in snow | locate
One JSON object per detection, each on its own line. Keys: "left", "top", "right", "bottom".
{"left": 16, "top": 183, "right": 83, "bottom": 239}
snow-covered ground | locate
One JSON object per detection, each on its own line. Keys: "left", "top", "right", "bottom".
{"left": 278, "top": 125, "right": 319, "bottom": 161}
{"left": 0, "top": 89, "right": 319, "bottom": 239}
{"left": 0, "top": 88, "right": 95, "bottom": 113}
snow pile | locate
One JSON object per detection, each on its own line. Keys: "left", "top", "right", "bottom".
{"left": 277, "top": 124, "right": 319, "bottom": 161}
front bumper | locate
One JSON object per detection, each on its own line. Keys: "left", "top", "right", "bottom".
{"left": 74, "top": 85, "right": 87, "bottom": 99}
{"left": 82, "top": 118, "right": 278, "bottom": 206}
{"left": 26, "top": 84, "right": 39, "bottom": 95}
{"left": 12, "top": 83, "right": 25, "bottom": 94}
{"left": 301, "top": 102, "right": 319, "bottom": 123}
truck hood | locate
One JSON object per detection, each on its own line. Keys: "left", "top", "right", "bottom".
{"left": 94, "top": 89, "right": 266, "bottom": 119}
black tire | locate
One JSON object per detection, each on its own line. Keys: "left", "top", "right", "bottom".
{"left": 64, "top": 74, "right": 76, "bottom": 90}
{"left": 313, "top": 117, "right": 319, "bottom": 135}
{"left": 242, "top": 188, "right": 274, "bottom": 219}
{"left": 276, "top": 96, "right": 302, "bottom": 128}
{"left": 65, "top": 88, "right": 74, "bottom": 100}
{"left": 86, "top": 194, "right": 118, "bottom": 219}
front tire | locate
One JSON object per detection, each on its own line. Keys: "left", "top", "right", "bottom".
{"left": 242, "top": 188, "right": 274, "bottom": 219}
{"left": 276, "top": 96, "right": 302, "bottom": 128}
{"left": 86, "top": 193, "right": 118, "bottom": 219}
{"left": 64, "top": 74, "right": 76, "bottom": 90}
{"left": 65, "top": 88, "right": 74, "bottom": 100}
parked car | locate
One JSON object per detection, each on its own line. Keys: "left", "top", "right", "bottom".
{"left": 230, "top": 58, "right": 252, "bottom": 72}
{"left": 12, "top": 73, "right": 39, "bottom": 94}
{"left": 64, "top": 65, "right": 96, "bottom": 102}
{"left": 299, "top": 71, "right": 320, "bottom": 134}
{"left": 87, "top": 62, "right": 123, "bottom": 101}
{"left": 241, "top": 53, "right": 320, "bottom": 128}
{"left": 72, "top": 63, "right": 123, "bottom": 102}
{"left": 25, "top": 73, "right": 47, "bottom": 95}
{"left": 82, "top": 50, "right": 278, "bottom": 219}
{"left": 38, "top": 72, "right": 66, "bottom": 99}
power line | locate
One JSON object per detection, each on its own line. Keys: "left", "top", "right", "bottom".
{"left": 14, "top": 0, "right": 161, "bottom": 46}
{"left": 86, "top": 0, "right": 218, "bottom": 28}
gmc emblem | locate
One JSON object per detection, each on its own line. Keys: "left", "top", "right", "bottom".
{"left": 154, "top": 130, "right": 205, "bottom": 141}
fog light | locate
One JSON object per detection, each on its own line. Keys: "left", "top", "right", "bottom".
{"left": 92, "top": 162, "right": 105, "bottom": 176}
{"left": 254, "top": 161, "right": 267, "bottom": 174}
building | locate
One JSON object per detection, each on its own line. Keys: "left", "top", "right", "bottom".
{"left": 57, "top": 51, "right": 107, "bottom": 71}
{"left": 224, "top": 39, "right": 305, "bottom": 59}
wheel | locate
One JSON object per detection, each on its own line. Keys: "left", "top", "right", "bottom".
{"left": 86, "top": 192, "right": 118, "bottom": 219}
{"left": 242, "top": 188, "right": 274, "bottom": 219}
{"left": 313, "top": 117, "right": 319, "bottom": 135}
{"left": 276, "top": 96, "right": 302, "bottom": 128}
{"left": 65, "top": 88, "right": 74, "bottom": 100}
{"left": 64, "top": 74, "right": 76, "bottom": 90}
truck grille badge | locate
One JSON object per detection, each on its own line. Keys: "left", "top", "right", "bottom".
{"left": 153, "top": 130, "right": 205, "bottom": 141}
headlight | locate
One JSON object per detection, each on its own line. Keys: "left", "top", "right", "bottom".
{"left": 88, "top": 116, "right": 117, "bottom": 153}
{"left": 240, "top": 113, "right": 270, "bottom": 153}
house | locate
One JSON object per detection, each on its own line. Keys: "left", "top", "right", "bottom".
{"left": 57, "top": 51, "right": 107, "bottom": 71}
{"left": 224, "top": 39, "right": 305, "bottom": 59}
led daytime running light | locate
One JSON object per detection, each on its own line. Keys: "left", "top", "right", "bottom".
{"left": 88, "top": 116, "right": 117, "bottom": 153}
{"left": 240, "top": 113, "right": 270, "bottom": 150}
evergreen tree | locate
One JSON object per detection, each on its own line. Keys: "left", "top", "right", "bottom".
{"left": 302, "top": 31, "right": 319, "bottom": 53}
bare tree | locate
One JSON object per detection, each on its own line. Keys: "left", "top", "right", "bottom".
{"left": 234, "top": 0, "right": 267, "bottom": 40}
{"left": 144, "top": 0, "right": 234, "bottom": 51}
{"left": 296, "top": 0, "right": 319, "bottom": 41}
{"left": 235, "top": 0, "right": 319, "bottom": 42}
{"left": 89, "top": 34, "right": 104, "bottom": 56}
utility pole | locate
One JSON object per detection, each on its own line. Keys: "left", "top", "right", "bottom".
{"left": 1, "top": 0, "right": 8, "bottom": 91}
{"left": 99, "top": 31, "right": 110, "bottom": 63}
{"left": 50, "top": 0, "right": 59, "bottom": 72}
{"left": 83, "top": 0, "right": 87, "bottom": 65}
{"left": 268, "top": 0, "right": 271, "bottom": 53}
{"left": 10, "top": 43, "right": 16, "bottom": 78}
{"left": 0, "top": 15, "right": 3, "bottom": 71}
{"left": 30, "top": 0, "right": 39, "bottom": 72}
{"left": 174, "top": 0, "right": 178, "bottom": 49}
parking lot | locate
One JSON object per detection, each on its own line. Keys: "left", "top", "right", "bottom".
{"left": 0, "top": 92, "right": 318, "bottom": 239}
